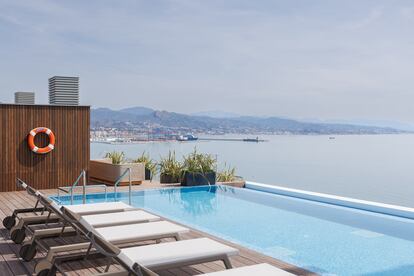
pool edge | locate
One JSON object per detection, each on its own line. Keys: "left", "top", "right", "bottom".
{"left": 245, "top": 181, "right": 414, "bottom": 220}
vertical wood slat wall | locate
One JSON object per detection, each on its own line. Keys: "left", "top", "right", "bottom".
{"left": 0, "top": 104, "right": 90, "bottom": 192}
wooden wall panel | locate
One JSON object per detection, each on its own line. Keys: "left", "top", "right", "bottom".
{"left": 0, "top": 104, "right": 90, "bottom": 192}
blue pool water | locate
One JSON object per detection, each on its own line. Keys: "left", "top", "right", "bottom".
{"left": 52, "top": 186, "right": 414, "bottom": 276}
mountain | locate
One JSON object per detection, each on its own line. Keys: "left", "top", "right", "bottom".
{"left": 191, "top": 110, "right": 241, "bottom": 118}
{"left": 120, "top": 106, "right": 154, "bottom": 116}
{"left": 305, "top": 119, "right": 414, "bottom": 132}
{"left": 91, "top": 107, "right": 406, "bottom": 134}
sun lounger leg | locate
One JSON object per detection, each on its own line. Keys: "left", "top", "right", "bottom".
{"left": 34, "top": 242, "right": 91, "bottom": 274}
{"left": 10, "top": 218, "right": 25, "bottom": 234}
{"left": 222, "top": 256, "right": 233, "bottom": 269}
{"left": 95, "top": 271, "right": 129, "bottom": 276}
{"left": 20, "top": 227, "right": 76, "bottom": 261}
{"left": 34, "top": 259, "right": 53, "bottom": 275}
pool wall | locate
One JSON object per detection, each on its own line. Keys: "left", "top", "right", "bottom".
{"left": 245, "top": 181, "right": 414, "bottom": 219}
{"left": 51, "top": 185, "right": 414, "bottom": 242}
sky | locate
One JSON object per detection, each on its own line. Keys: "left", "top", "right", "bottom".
{"left": 0, "top": 0, "right": 414, "bottom": 123}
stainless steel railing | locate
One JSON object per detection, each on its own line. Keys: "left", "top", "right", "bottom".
{"left": 57, "top": 170, "right": 107, "bottom": 205}
{"left": 113, "top": 168, "right": 132, "bottom": 205}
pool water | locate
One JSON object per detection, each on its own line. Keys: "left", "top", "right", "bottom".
{"left": 52, "top": 186, "right": 414, "bottom": 276}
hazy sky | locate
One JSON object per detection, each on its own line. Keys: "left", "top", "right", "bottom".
{"left": 0, "top": 0, "right": 413, "bottom": 121}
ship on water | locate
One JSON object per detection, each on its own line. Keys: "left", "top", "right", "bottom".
{"left": 243, "top": 136, "right": 260, "bottom": 142}
{"left": 177, "top": 134, "right": 199, "bottom": 141}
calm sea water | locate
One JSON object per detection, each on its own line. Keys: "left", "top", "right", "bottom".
{"left": 91, "top": 134, "right": 414, "bottom": 208}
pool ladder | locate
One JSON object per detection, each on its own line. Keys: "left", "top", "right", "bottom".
{"left": 57, "top": 170, "right": 108, "bottom": 205}
{"left": 113, "top": 168, "right": 132, "bottom": 205}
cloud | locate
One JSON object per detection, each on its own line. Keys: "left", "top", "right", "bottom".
{"left": 401, "top": 6, "right": 414, "bottom": 19}
{"left": 0, "top": 0, "right": 413, "bottom": 122}
{"left": 342, "top": 7, "right": 384, "bottom": 30}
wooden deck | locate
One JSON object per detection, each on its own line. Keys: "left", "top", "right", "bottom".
{"left": 0, "top": 183, "right": 316, "bottom": 276}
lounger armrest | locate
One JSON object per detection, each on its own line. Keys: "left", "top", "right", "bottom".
{"left": 13, "top": 207, "right": 45, "bottom": 216}
{"left": 87, "top": 232, "right": 121, "bottom": 258}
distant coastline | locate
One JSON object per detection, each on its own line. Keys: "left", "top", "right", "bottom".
{"left": 90, "top": 107, "right": 408, "bottom": 139}
{"left": 90, "top": 132, "right": 412, "bottom": 145}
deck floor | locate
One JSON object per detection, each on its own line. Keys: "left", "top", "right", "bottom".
{"left": 0, "top": 184, "right": 316, "bottom": 276}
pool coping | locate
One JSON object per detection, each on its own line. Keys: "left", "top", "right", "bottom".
{"left": 245, "top": 181, "right": 414, "bottom": 220}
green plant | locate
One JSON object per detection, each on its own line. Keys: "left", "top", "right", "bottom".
{"left": 182, "top": 148, "right": 216, "bottom": 174}
{"left": 134, "top": 152, "right": 158, "bottom": 178}
{"left": 159, "top": 151, "right": 183, "bottom": 179}
{"left": 105, "top": 151, "right": 125, "bottom": 164}
{"left": 217, "top": 164, "right": 236, "bottom": 182}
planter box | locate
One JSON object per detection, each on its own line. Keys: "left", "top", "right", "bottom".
{"left": 160, "top": 173, "right": 181, "bottom": 184}
{"left": 145, "top": 168, "right": 151, "bottom": 180}
{"left": 89, "top": 159, "right": 145, "bottom": 185}
{"left": 217, "top": 180, "right": 245, "bottom": 188}
{"left": 181, "top": 171, "right": 216, "bottom": 186}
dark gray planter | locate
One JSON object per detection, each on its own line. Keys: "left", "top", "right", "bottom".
{"left": 160, "top": 173, "right": 180, "bottom": 184}
{"left": 181, "top": 171, "right": 216, "bottom": 186}
{"left": 145, "top": 168, "right": 151, "bottom": 180}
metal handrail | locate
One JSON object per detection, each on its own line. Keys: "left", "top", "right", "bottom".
{"left": 58, "top": 170, "right": 85, "bottom": 204}
{"left": 82, "top": 170, "right": 87, "bottom": 204}
{"left": 57, "top": 170, "right": 108, "bottom": 205}
{"left": 113, "top": 168, "right": 132, "bottom": 205}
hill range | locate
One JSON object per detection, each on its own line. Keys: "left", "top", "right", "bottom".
{"left": 91, "top": 107, "right": 405, "bottom": 135}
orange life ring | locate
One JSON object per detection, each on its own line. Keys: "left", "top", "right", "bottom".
{"left": 28, "top": 127, "right": 55, "bottom": 154}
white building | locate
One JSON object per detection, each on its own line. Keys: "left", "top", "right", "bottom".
{"left": 49, "top": 76, "right": 79, "bottom": 105}
{"left": 14, "top": 92, "right": 35, "bottom": 104}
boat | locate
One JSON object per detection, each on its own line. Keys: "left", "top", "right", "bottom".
{"left": 177, "top": 134, "right": 198, "bottom": 141}
{"left": 243, "top": 137, "right": 260, "bottom": 142}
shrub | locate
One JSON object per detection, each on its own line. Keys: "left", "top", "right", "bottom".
{"left": 105, "top": 151, "right": 125, "bottom": 165}
{"left": 217, "top": 164, "right": 236, "bottom": 182}
{"left": 134, "top": 152, "right": 158, "bottom": 179}
{"left": 182, "top": 148, "right": 216, "bottom": 174}
{"left": 159, "top": 151, "right": 183, "bottom": 182}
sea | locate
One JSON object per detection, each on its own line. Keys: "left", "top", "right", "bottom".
{"left": 91, "top": 134, "right": 414, "bottom": 208}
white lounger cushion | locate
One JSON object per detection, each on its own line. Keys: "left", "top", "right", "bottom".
{"left": 63, "top": 202, "right": 133, "bottom": 215}
{"left": 95, "top": 221, "right": 189, "bottom": 243}
{"left": 119, "top": 238, "right": 239, "bottom": 269}
{"left": 202, "top": 263, "right": 295, "bottom": 276}
{"left": 82, "top": 210, "right": 160, "bottom": 228}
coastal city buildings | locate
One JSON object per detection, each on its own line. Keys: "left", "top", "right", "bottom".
{"left": 14, "top": 92, "right": 35, "bottom": 104}
{"left": 49, "top": 76, "right": 79, "bottom": 105}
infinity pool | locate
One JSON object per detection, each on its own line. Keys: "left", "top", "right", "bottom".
{"left": 52, "top": 186, "right": 414, "bottom": 276}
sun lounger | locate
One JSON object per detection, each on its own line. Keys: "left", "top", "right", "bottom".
{"left": 62, "top": 201, "right": 134, "bottom": 215}
{"left": 85, "top": 264, "right": 295, "bottom": 276}
{"left": 19, "top": 209, "right": 162, "bottom": 261}
{"left": 117, "top": 238, "right": 238, "bottom": 270}
{"left": 89, "top": 221, "right": 188, "bottom": 243}
{"left": 6, "top": 182, "right": 139, "bottom": 244}
{"left": 202, "top": 263, "right": 296, "bottom": 275}
{"left": 33, "top": 220, "right": 190, "bottom": 269}
{"left": 30, "top": 204, "right": 190, "bottom": 259}
{"left": 9, "top": 201, "right": 136, "bottom": 244}
{"left": 36, "top": 228, "right": 292, "bottom": 276}
{"left": 30, "top": 206, "right": 188, "bottom": 258}
{"left": 3, "top": 183, "right": 59, "bottom": 232}
{"left": 51, "top": 211, "right": 291, "bottom": 276}
{"left": 19, "top": 196, "right": 166, "bottom": 261}
{"left": 35, "top": 230, "right": 239, "bottom": 276}
{"left": 6, "top": 185, "right": 63, "bottom": 244}
{"left": 82, "top": 210, "right": 159, "bottom": 228}
{"left": 35, "top": 207, "right": 233, "bottom": 273}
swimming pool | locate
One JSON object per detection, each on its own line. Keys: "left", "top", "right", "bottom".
{"left": 52, "top": 185, "right": 414, "bottom": 276}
